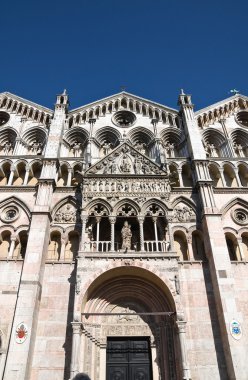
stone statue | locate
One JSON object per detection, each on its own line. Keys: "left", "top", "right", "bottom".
{"left": 72, "top": 142, "right": 81, "bottom": 157}
{"left": 102, "top": 141, "right": 112, "bottom": 155}
{"left": 32, "top": 140, "right": 42, "bottom": 155}
{"left": 120, "top": 155, "right": 131, "bottom": 173}
{"left": 121, "top": 221, "right": 132, "bottom": 251}
{"left": 3, "top": 141, "right": 12, "bottom": 155}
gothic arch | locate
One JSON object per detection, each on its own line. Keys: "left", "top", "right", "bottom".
{"left": 83, "top": 198, "right": 112, "bottom": 215}
{"left": 220, "top": 197, "right": 248, "bottom": 217}
{"left": 52, "top": 196, "right": 79, "bottom": 220}
{"left": 171, "top": 196, "right": 197, "bottom": 212}
{"left": 141, "top": 198, "right": 169, "bottom": 215}
{"left": 113, "top": 199, "right": 140, "bottom": 216}
{"left": 0, "top": 196, "right": 31, "bottom": 220}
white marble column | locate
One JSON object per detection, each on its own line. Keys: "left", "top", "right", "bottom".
{"left": 96, "top": 216, "right": 101, "bottom": 251}
{"left": 23, "top": 168, "right": 30, "bottom": 185}
{"left": 80, "top": 216, "right": 88, "bottom": 251}
{"left": 7, "top": 168, "right": 15, "bottom": 185}
{"left": 219, "top": 168, "right": 226, "bottom": 186}
{"left": 67, "top": 168, "right": 72, "bottom": 186}
{"left": 237, "top": 237, "right": 245, "bottom": 261}
{"left": 138, "top": 216, "right": 145, "bottom": 252}
{"left": 177, "top": 169, "right": 183, "bottom": 187}
{"left": 109, "top": 217, "right": 116, "bottom": 252}
{"left": 70, "top": 322, "right": 82, "bottom": 379}
{"left": 8, "top": 236, "right": 17, "bottom": 258}
{"left": 177, "top": 320, "right": 191, "bottom": 380}
{"left": 234, "top": 168, "right": 242, "bottom": 187}
{"left": 153, "top": 217, "right": 159, "bottom": 251}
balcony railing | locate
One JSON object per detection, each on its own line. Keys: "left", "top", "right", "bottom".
{"left": 82, "top": 240, "right": 170, "bottom": 253}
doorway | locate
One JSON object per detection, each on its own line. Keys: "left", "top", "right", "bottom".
{"left": 106, "top": 337, "right": 153, "bottom": 380}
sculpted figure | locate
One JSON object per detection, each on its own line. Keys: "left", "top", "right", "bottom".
{"left": 32, "top": 140, "right": 42, "bottom": 155}
{"left": 120, "top": 155, "right": 131, "bottom": 173}
{"left": 4, "top": 141, "right": 12, "bottom": 155}
{"left": 73, "top": 142, "right": 81, "bottom": 157}
{"left": 121, "top": 221, "right": 132, "bottom": 251}
{"left": 102, "top": 141, "right": 112, "bottom": 155}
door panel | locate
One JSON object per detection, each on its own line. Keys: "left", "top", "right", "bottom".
{"left": 106, "top": 338, "right": 152, "bottom": 380}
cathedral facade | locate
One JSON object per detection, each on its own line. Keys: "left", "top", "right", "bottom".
{"left": 0, "top": 90, "right": 247, "bottom": 380}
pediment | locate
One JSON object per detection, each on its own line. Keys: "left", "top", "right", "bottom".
{"left": 69, "top": 91, "right": 178, "bottom": 115}
{"left": 86, "top": 142, "right": 167, "bottom": 176}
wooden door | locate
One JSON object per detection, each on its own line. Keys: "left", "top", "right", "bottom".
{"left": 106, "top": 337, "right": 152, "bottom": 380}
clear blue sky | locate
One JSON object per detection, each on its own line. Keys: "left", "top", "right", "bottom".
{"left": 0, "top": 0, "right": 247, "bottom": 111}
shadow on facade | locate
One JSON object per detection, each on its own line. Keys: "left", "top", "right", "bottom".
{"left": 63, "top": 185, "right": 82, "bottom": 380}
{"left": 72, "top": 373, "right": 91, "bottom": 380}
{"left": 202, "top": 263, "right": 228, "bottom": 379}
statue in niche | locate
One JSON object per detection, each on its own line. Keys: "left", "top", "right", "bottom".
{"left": 234, "top": 143, "right": 245, "bottom": 157}
{"left": 3, "top": 141, "right": 12, "bottom": 155}
{"left": 165, "top": 142, "right": 176, "bottom": 158}
{"left": 121, "top": 221, "right": 132, "bottom": 251}
{"left": 207, "top": 143, "right": 219, "bottom": 157}
{"left": 120, "top": 154, "right": 132, "bottom": 173}
{"left": 72, "top": 142, "right": 81, "bottom": 157}
{"left": 32, "top": 140, "right": 42, "bottom": 155}
{"left": 102, "top": 141, "right": 112, "bottom": 155}
{"left": 135, "top": 141, "right": 146, "bottom": 155}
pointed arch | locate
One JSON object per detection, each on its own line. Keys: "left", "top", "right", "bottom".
{"left": 0, "top": 196, "right": 31, "bottom": 219}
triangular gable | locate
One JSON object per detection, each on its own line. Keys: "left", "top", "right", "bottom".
{"left": 0, "top": 92, "right": 53, "bottom": 114}
{"left": 86, "top": 142, "right": 167, "bottom": 176}
{"left": 195, "top": 93, "right": 248, "bottom": 116}
{"left": 69, "top": 91, "right": 178, "bottom": 115}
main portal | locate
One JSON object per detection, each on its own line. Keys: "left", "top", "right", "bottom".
{"left": 106, "top": 337, "right": 153, "bottom": 380}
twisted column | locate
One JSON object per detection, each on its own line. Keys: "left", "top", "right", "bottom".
{"left": 109, "top": 216, "right": 116, "bottom": 252}
{"left": 138, "top": 216, "right": 145, "bottom": 252}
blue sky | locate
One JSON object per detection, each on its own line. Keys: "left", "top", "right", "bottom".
{"left": 0, "top": 0, "right": 247, "bottom": 111}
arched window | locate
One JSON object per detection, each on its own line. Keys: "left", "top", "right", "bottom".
{"left": 47, "top": 232, "right": 61, "bottom": 261}
{"left": 0, "top": 231, "right": 11, "bottom": 258}
{"left": 174, "top": 231, "right": 189, "bottom": 260}
{"left": 241, "top": 232, "right": 248, "bottom": 260}
{"left": 57, "top": 164, "right": 69, "bottom": 186}
{"left": 65, "top": 231, "right": 80, "bottom": 260}
{"left": 13, "top": 231, "right": 28, "bottom": 259}
{"left": 192, "top": 231, "right": 205, "bottom": 260}
{"left": 225, "top": 233, "right": 239, "bottom": 261}
{"left": 181, "top": 164, "right": 193, "bottom": 187}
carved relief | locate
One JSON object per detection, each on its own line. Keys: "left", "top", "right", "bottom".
{"left": 54, "top": 204, "right": 80, "bottom": 223}
{"left": 87, "top": 143, "right": 166, "bottom": 176}
{"left": 173, "top": 204, "right": 195, "bottom": 222}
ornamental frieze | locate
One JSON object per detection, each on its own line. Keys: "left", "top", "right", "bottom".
{"left": 82, "top": 178, "right": 171, "bottom": 200}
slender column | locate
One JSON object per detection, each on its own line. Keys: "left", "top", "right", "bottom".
{"left": 60, "top": 238, "right": 66, "bottom": 261}
{"left": 177, "top": 320, "right": 191, "bottom": 380}
{"left": 109, "top": 217, "right": 116, "bottom": 252}
{"left": 7, "top": 168, "right": 15, "bottom": 185}
{"left": 177, "top": 169, "right": 183, "bottom": 187}
{"left": 70, "top": 322, "right": 82, "bottom": 379}
{"left": 96, "top": 216, "right": 101, "bottom": 251}
{"left": 153, "top": 217, "right": 159, "bottom": 252}
{"left": 8, "top": 236, "right": 17, "bottom": 258}
{"left": 187, "top": 236, "right": 194, "bottom": 260}
{"left": 219, "top": 168, "right": 226, "bottom": 186}
{"left": 237, "top": 237, "right": 245, "bottom": 261}
{"left": 138, "top": 216, "right": 145, "bottom": 252}
{"left": 234, "top": 168, "right": 242, "bottom": 187}
{"left": 80, "top": 216, "right": 88, "bottom": 251}
{"left": 23, "top": 168, "right": 30, "bottom": 185}
{"left": 67, "top": 168, "right": 72, "bottom": 186}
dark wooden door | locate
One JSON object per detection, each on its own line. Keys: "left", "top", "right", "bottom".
{"left": 106, "top": 337, "right": 153, "bottom": 380}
